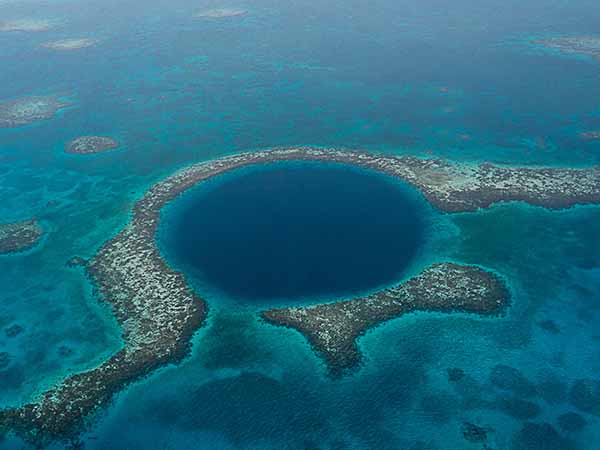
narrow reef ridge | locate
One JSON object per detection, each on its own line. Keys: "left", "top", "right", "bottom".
{"left": 534, "top": 36, "right": 600, "bottom": 61}
{"left": 0, "top": 219, "right": 43, "bottom": 254}
{"left": 41, "top": 38, "right": 97, "bottom": 51}
{"left": 1, "top": 146, "right": 598, "bottom": 445}
{"left": 193, "top": 8, "right": 248, "bottom": 18}
{"left": 262, "top": 263, "right": 509, "bottom": 376}
{"left": 0, "top": 95, "right": 69, "bottom": 128}
{"left": 0, "top": 18, "right": 57, "bottom": 32}
{"left": 65, "top": 135, "right": 119, "bottom": 154}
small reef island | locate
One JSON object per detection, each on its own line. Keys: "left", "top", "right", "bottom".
{"left": 1, "top": 147, "right": 599, "bottom": 446}
{"left": 580, "top": 131, "right": 600, "bottom": 141}
{"left": 0, "top": 219, "right": 43, "bottom": 254}
{"left": 0, "top": 95, "right": 69, "bottom": 128}
{"left": 193, "top": 8, "right": 248, "bottom": 18}
{"left": 534, "top": 36, "right": 600, "bottom": 61}
{"left": 41, "top": 38, "right": 97, "bottom": 51}
{"left": 0, "top": 18, "right": 57, "bottom": 32}
{"left": 65, "top": 136, "right": 119, "bottom": 154}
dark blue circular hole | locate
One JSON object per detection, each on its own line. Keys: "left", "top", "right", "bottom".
{"left": 160, "top": 162, "right": 430, "bottom": 303}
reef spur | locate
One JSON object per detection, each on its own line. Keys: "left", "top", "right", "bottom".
{"left": 262, "top": 263, "right": 508, "bottom": 376}
{"left": 534, "top": 36, "right": 600, "bottom": 61}
{"left": 1, "top": 147, "right": 599, "bottom": 445}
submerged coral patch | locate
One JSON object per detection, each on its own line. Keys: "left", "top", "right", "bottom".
{"left": 41, "top": 38, "right": 97, "bottom": 51}
{"left": 65, "top": 136, "right": 119, "bottom": 154}
{"left": 193, "top": 8, "right": 247, "bottom": 18}
{"left": 0, "top": 219, "right": 44, "bottom": 254}
{"left": 0, "top": 18, "right": 58, "bottom": 32}
{"left": 534, "top": 36, "right": 600, "bottom": 61}
{"left": 0, "top": 96, "right": 69, "bottom": 128}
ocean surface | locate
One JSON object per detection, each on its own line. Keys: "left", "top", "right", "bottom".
{"left": 0, "top": 0, "right": 599, "bottom": 449}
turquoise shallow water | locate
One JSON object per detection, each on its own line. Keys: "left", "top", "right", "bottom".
{"left": 1, "top": 0, "right": 600, "bottom": 449}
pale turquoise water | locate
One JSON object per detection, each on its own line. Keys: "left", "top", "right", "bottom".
{"left": 1, "top": 0, "right": 600, "bottom": 449}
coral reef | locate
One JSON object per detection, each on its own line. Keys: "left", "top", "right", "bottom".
{"left": 194, "top": 8, "right": 247, "bottom": 18}
{"left": 262, "top": 262, "right": 509, "bottom": 375}
{"left": 0, "top": 18, "right": 57, "bottom": 32}
{"left": 42, "top": 38, "right": 96, "bottom": 51}
{"left": 0, "top": 219, "right": 43, "bottom": 254}
{"left": 535, "top": 36, "right": 600, "bottom": 61}
{"left": 0, "top": 96, "right": 68, "bottom": 128}
{"left": 65, "top": 136, "right": 119, "bottom": 154}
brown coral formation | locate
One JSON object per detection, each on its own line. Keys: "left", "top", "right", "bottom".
{"left": 0, "top": 219, "right": 43, "bottom": 254}
{"left": 262, "top": 263, "right": 509, "bottom": 375}
{"left": 0, "top": 96, "right": 69, "bottom": 128}
{"left": 65, "top": 136, "right": 119, "bottom": 154}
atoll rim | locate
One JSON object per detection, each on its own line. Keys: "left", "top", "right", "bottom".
{"left": 1, "top": 146, "right": 598, "bottom": 445}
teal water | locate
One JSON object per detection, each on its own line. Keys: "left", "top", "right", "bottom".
{"left": 1, "top": 0, "right": 600, "bottom": 449}
{"left": 159, "top": 162, "right": 428, "bottom": 303}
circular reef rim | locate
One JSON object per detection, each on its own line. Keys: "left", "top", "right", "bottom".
{"left": 3, "top": 146, "right": 599, "bottom": 446}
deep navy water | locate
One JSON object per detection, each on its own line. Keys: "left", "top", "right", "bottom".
{"left": 161, "top": 163, "right": 427, "bottom": 302}
{"left": 1, "top": 0, "right": 600, "bottom": 449}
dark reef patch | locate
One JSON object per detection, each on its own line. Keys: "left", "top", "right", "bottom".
{"left": 511, "top": 422, "right": 577, "bottom": 450}
{"left": 4, "top": 324, "right": 24, "bottom": 338}
{"left": 496, "top": 396, "right": 542, "bottom": 420}
{"left": 537, "top": 319, "right": 560, "bottom": 334}
{"left": 58, "top": 346, "right": 75, "bottom": 358}
{"left": 447, "top": 367, "right": 466, "bottom": 382}
{"left": 0, "top": 219, "right": 44, "bottom": 254}
{"left": 557, "top": 412, "right": 587, "bottom": 433}
{"left": 489, "top": 364, "right": 537, "bottom": 398}
{"left": 461, "top": 422, "right": 491, "bottom": 443}
{"left": 570, "top": 378, "right": 600, "bottom": 415}
{"left": 0, "top": 352, "right": 11, "bottom": 370}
